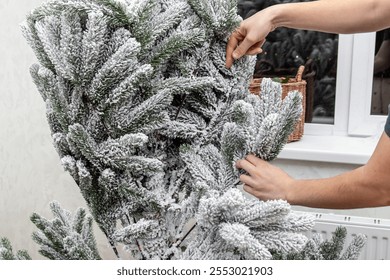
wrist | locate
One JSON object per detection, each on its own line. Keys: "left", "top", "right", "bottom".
{"left": 265, "top": 4, "right": 285, "bottom": 31}
{"left": 284, "top": 178, "right": 298, "bottom": 205}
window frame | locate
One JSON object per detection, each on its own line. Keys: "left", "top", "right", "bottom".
{"left": 348, "top": 32, "right": 388, "bottom": 136}
{"left": 304, "top": 33, "right": 387, "bottom": 138}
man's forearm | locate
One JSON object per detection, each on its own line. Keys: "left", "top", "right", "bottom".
{"left": 287, "top": 166, "right": 390, "bottom": 209}
{"left": 268, "top": 0, "right": 390, "bottom": 34}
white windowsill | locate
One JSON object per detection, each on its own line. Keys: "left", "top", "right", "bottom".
{"left": 278, "top": 134, "right": 380, "bottom": 165}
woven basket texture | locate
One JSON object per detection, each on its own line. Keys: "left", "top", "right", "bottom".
{"left": 249, "top": 66, "right": 306, "bottom": 142}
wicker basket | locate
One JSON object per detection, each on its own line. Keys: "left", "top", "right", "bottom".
{"left": 249, "top": 65, "right": 306, "bottom": 142}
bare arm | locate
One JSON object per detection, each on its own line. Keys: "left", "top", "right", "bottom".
{"left": 271, "top": 0, "right": 390, "bottom": 34}
{"left": 226, "top": 0, "right": 390, "bottom": 68}
{"left": 236, "top": 133, "right": 390, "bottom": 209}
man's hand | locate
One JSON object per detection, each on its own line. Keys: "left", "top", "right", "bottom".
{"left": 225, "top": 10, "right": 276, "bottom": 69}
{"left": 236, "top": 154, "right": 294, "bottom": 201}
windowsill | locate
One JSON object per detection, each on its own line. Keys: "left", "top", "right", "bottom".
{"left": 278, "top": 134, "right": 380, "bottom": 165}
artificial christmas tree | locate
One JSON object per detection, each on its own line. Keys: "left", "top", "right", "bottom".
{"left": 15, "top": 0, "right": 365, "bottom": 260}
{"left": 0, "top": 238, "right": 31, "bottom": 260}
{"left": 272, "top": 227, "right": 367, "bottom": 260}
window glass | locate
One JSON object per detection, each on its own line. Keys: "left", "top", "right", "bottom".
{"left": 238, "top": 0, "right": 338, "bottom": 125}
{"left": 371, "top": 29, "right": 390, "bottom": 115}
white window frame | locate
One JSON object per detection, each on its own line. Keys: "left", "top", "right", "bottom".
{"left": 304, "top": 34, "right": 353, "bottom": 136}
{"left": 348, "top": 32, "right": 388, "bottom": 136}
{"left": 279, "top": 33, "right": 384, "bottom": 165}
{"left": 304, "top": 33, "right": 388, "bottom": 138}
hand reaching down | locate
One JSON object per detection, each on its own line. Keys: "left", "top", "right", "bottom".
{"left": 236, "top": 154, "right": 294, "bottom": 201}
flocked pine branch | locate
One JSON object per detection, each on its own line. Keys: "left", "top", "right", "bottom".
{"left": 0, "top": 238, "right": 31, "bottom": 260}
{"left": 30, "top": 201, "right": 101, "bottom": 260}
{"left": 21, "top": 0, "right": 366, "bottom": 260}
{"left": 271, "top": 226, "right": 367, "bottom": 260}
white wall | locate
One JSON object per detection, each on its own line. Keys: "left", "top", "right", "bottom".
{"left": 1, "top": 0, "right": 389, "bottom": 260}
{"left": 0, "top": 0, "right": 116, "bottom": 260}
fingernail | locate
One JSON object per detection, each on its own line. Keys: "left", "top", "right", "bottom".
{"left": 233, "top": 52, "right": 238, "bottom": 59}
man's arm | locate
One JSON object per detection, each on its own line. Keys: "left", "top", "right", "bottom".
{"left": 226, "top": 0, "right": 390, "bottom": 68}
{"left": 236, "top": 133, "right": 390, "bottom": 209}
{"left": 270, "top": 0, "right": 390, "bottom": 34}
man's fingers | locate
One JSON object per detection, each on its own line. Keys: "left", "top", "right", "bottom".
{"left": 243, "top": 184, "right": 257, "bottom": 197}
{"left": 246, "top": 40, "right": 265, "bottom": 55}
{"left": 259, "top": 39, "right": 266, "bottom": 48}
{"left": 235, "top": 159, "right": 257, "bottom": 175}
{"left": 226, "top": 31, "right": 241, "bottom": 68}
{"left": 232, "top": 37, "right": 255, "bottom": 60}
{"left": 226, "top": 31, "right": 264, "bottom": 68}
{"left": 246, "top": 47, "right": 262, "bottom": 56}
{"left": 246, "top": 154, "right": 267, "bottom": 167}
{"left": 239, "top": 174, "right": 256, "bottom": 187}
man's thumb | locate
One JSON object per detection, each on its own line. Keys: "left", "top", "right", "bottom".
{"left": 233, "top": 38, "right": 253, "bottom": 60}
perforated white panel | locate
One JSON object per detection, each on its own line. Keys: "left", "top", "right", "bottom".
{"left": 296, "top": 212, "right": 390, "bottom": 260}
